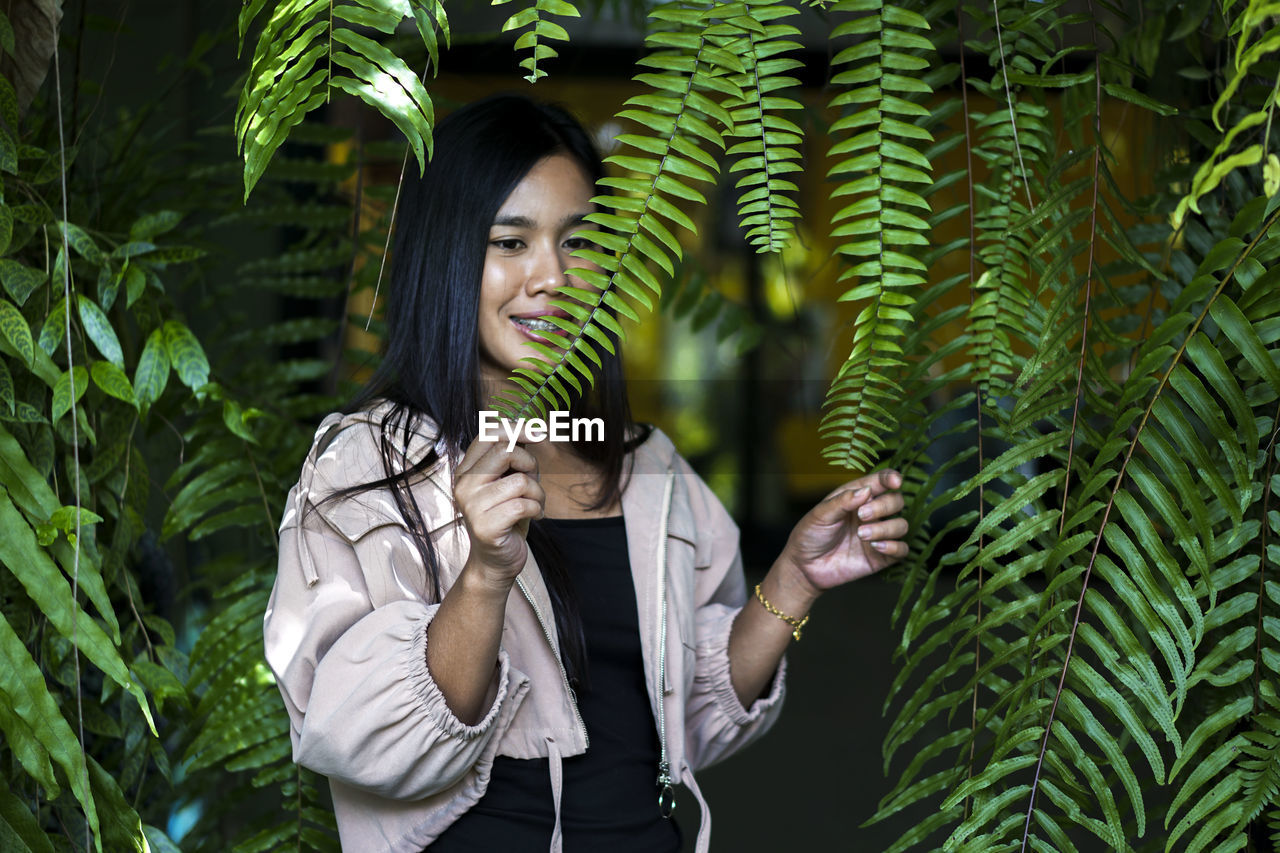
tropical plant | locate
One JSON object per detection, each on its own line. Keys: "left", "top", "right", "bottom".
{"left": 0, "top": 5, "right": 223, "bottom": 849}
{"left": 170, "top": 122, "right": 402, "bottom": 853}
{"left": 0, "top": 5, "right": 377, "bottom": 851}
{"left": 8, "top": 0, "right": 1280, "bottom": 849}
{"left": 233, "top": 0, "right": 1280, "bottom": 848}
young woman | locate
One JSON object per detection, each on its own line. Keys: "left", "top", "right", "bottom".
{"left": 264, "top": 95, "right": 909, "bottom": 853}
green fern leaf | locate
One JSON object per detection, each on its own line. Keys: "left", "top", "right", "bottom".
{"left": 235, "top": 1, "right": 446, "bottom": 199}
{"left": 496, "top": 0, "right": 581, "bottom": 82}
{"left": 818, "top": 0, "right": 935, "bottom": 471}
{"left": 721, "top": 0, "right": 804, "bottom": 253}
{"left": 498, "top": 0, "right": 750, "bottom": 421}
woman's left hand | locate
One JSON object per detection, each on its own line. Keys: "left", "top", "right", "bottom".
{"left": 777, "top": 469, "right": 909, "bottom": 596}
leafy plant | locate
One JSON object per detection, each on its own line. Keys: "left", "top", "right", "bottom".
{"left": 0, "top": 6, "right": 371, "bottom": 850}
{"left": 0, "top": 4, "right": 220, "bottom": 847}
{"left": 232, "top": 0, "right": 1280, "bottom": 847}
{"left": 9, "top": 0, "right": 1278, "bottom": 849}
{"left": 171, "top": 122, "right": 401, "bottom": 853}
{"left": 235, "top": 0, "right": 448, "bottom": 199}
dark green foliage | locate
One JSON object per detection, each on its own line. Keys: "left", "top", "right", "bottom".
{"left": 7, "top": 0, "right": 1280, "bottom": 849}
{"left": 859, "top": 1, "right": 1280, "bottom": 848}
{"left": 0, "top": 3, "right": 217, "bottom": 846}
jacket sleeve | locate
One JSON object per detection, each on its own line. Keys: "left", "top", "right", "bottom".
{"left": 676, "top": 455, "right": 787, "bottom": 771}
{"left": 264, "top": 437, "right": 526, "bottom": 801}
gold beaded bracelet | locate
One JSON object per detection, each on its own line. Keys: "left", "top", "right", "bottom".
{"left": 754, "top": 583, "right": 810, "bottom": 642}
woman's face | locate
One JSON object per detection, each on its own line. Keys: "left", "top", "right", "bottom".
{"left": 477, "top": 153, "right": 600, "bottom": 389}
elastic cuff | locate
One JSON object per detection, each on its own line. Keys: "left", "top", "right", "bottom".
{"left": 698, "top": 608, "right": 788, "bottom": 726}
{"left": 405, "top": 611, "right": 511, "bottom": 740}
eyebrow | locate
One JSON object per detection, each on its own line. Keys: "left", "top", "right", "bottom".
{"left": 490, "top": 212, "right": 595, "bottom": 230}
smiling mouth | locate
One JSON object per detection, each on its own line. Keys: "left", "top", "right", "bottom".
{"left": 512, "top": 317, "right": 560, "bottom": 333}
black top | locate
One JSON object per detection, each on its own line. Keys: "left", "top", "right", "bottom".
{"left": 427, "top": 515, "right": 682, "bottom": 852}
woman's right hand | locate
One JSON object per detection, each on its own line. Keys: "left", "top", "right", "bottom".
{"left": 452, "top": 434, "right": 545, "bottom": 590}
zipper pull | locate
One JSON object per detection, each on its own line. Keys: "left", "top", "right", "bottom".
{"left": 656, "top": 761, "right": 675, "bottom": 818}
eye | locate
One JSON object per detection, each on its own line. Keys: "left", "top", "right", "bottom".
{"left": 564, "top": 234, "right": 600, "bottom": 252}
{"left": 490, "top": 238, "right": 524, "bottom": 252}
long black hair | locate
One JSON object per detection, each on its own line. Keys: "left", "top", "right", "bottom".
{"left": 333, "top": 94, "right": 646, "bottom": 686}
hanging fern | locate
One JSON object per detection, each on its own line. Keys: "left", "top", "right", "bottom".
{"left": 490, "top": 0, "right": 753, "bottom": 418}
{"left": 235, "top": 0, "right": 449, "bottom": 200}
{"left": 962, "top": 0, "right": 1054, "bottom": 408}
{"left": 493, "top": 0, "right": 582, "bottom": 82}
{"left": 867, "top": 0, "right": 1280, "bottom": 848}
{"left": 722, "top": 0, "right": 805, "bottom": 253}
{"left": 817, "top": 0, "right": 937, "bottom": 471}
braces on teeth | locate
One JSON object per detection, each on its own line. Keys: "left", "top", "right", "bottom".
{"left": 515, "top": 317, "right": 558, "bottom": 331}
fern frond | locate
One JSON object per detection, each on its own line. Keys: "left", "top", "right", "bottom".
{"left": 494, "top": 0, "right": 582, "bottom": 82}
{"left": 182, "top": 561, "right": 339, "bottom": 851}
{"left": 494, "top": 0, "right": 748, "bottom": 420}
{"left": 721, "top": 0, "right": 804, "bottom": 253}
{"left": 817, "top": 0, "right": 936, "bottom": 471}
{"left": 965, "top": 80, "right": 1051, "bottom": 401}
{"left": 1237, "top": 696, "right": 1280, "bottom": 826}
{"left": 236, "top": 0, "right": 448, "bottom": 199}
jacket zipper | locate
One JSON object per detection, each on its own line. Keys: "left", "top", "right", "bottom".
{"left": 516, "top": 576, "right": 589, "bottom": 750}
{"left": 655, "top": 471, "right": 675, "bottom": 818}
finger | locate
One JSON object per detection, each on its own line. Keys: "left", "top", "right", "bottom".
{"left": 458, "top": 435, "right": 505, "bottom": 478}
{"left": 810, "top": 485, "right": 872, "bottom": 524}
{"left": 504, "top": 445, "right": 539, "bottom": 477}
{"left": 462, "top": 442, "right": 535, "bottom": 483}
{"left": 463, "top": 470, "right": 544, "bottom": 519}
{"left": 821, "top": 479, "right": 865, "bottom": 501}
{"left": 487, "top": 471, "right": 544, "bottom": 505}
{"left": 870, "top": 539, "right": 909, "bottom": 559}
{"left": 856, "top": 518, "right": 909, "bottom": 542}
{"left": 856, "top": 468, "right": 901, "bottom": 497}
{"left": 857, "top": 491, "right": 905, "bottom": 521}
{"left": 877, "top": 468, "right": 903, "bottom": 491}
{"left": 821, "top": 468, "right": 901, "bottom": 503}
{"left": 470, "top": 496, "right": 544, "bottom": 541}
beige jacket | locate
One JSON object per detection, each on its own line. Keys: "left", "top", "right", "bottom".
{"left": 264, "top": 404, "right": 786, "bottom": 852}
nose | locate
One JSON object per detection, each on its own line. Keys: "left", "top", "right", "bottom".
{"left": 526, "top": 240, "right": 567, "bottom": 296}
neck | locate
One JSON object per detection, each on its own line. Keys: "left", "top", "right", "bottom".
{"left": 527, "top": 440, "right": 618, "bottom": 518}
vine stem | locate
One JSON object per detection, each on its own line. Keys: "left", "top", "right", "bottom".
{"left": 247, "top": 447, "right": 279, "bottom": 554}
{"left": 1019, "top": 206, "right": 1280, "bottom": 850}
{"left": 52, "top": 15, "right": 90, "bottom": 853}
{"left": 366, "top": 57, "right": 432, "bottom": 333}
{"left": 957, "top": 0, "right": 985, "bottom": 822}
{"left": 366, "top": 143, "right": 409, "bottom": 332}
{"left": 1255, "top": 397, "right": 1280, "bottom": 710}
{"left": 1059, "top": 5, "right": 1102, "bottom": 540}
{"left": 992, "top": 0, "right": 1033, "bottom": 210}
